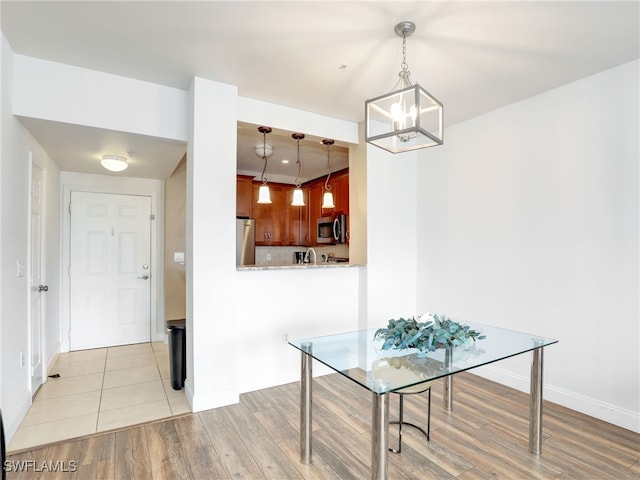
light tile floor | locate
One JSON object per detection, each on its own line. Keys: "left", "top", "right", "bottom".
{"left": 7, "top": 342, "right": 190, "bottom": 452}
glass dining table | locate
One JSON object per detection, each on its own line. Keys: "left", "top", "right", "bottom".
{"left": 289, "top": 321, "right": 558, "bottom": 480}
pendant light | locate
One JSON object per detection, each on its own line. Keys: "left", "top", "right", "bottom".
{"left": 256, "top": 126, "right": 272, "bottom": 204}
{"left": 365, "top": 21, "right": 443, "bottom": 154}
{"left": 291, "top": 133, "right": 305, "bottom": 206}
{"left": 321, "top": 139, "right": 335, "bottom": 209}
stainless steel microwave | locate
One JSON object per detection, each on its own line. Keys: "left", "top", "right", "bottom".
{"left": 317, "top": 214, "right": 347, "bottom": 244}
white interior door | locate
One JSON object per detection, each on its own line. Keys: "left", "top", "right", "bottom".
{"left": 70, "top": 191, "right": 152, "bottom": 350}
{"left": 30, "top": 162, "right": 46, "bottom": 395}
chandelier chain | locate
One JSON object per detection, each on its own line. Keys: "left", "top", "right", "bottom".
{"left": 400, "top": 31, "right": 411, "bottom": 84}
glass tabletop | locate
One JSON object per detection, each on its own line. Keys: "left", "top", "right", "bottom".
{"left": 289, "top": 322, "right": 558, "bottom": 394}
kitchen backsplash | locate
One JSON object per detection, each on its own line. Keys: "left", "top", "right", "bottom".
{"left": 255, "top": 245, "right": 349, "bottom": 266}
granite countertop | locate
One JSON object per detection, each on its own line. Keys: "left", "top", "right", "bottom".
{"left": 237, "top": 263, "right": 360, "bottom": 271}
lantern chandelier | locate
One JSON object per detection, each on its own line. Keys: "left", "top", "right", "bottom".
{"left": 291, "top": 133, "right": 305, "bottom": 207}
{"left": 256, "top": 126, "right": 272, "bottom": 204}
{"left": 365, "top": 21, "right": 444, "bottom": 154}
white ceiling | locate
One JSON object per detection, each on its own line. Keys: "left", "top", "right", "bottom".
{"left": 237, "top": 123, "right": 349, "bottom": 183}
{"left": 2, "top": 1, "right": 638, "bottom": 180}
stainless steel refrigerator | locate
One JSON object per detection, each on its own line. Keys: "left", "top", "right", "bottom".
{"left": 236, "top": 217, "right": 255, "bottom": 266}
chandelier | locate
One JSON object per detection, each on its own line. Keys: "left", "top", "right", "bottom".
{"left": 365, "top": 21, "right": 443, "bottom": 154}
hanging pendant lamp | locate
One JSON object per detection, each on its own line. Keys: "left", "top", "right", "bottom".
{"left": 256, "top": 126, "right": 272, "bottom": 204}
{"left": 365, "top": 21, "right": 443, "bottom": 154}
{"left": 291, "top": 133, "right": 305, "bottom": 206}
{"left": 321, "top": 139, "right": 335, "bottom": 209}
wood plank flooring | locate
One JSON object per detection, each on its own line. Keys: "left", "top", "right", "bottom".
{"left": 6, "top": 372, "right": 639, "bottom": 479}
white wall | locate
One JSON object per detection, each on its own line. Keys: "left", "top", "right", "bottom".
{"left": 365, "top": 141, "right": 419, "bottom": 328}
{"left": 1, "top": 35, "right": 62, "bottom": 441}
{"left": 235, "top": 266, "right": 362, "bottom": 392}
{"left": 416, "top": 60, "right": 639, "bottom": 432}
{"left": 0, "top": 28, "right": 4, "bottom": 428}
{"left": 0, "top": 33, "right": 29, "bottom": 443}
{"left": 186, "top": 77, "right": 239, "bottom": 411}
{"left": 12, "top": 55, "right": 188, "bottom": 142}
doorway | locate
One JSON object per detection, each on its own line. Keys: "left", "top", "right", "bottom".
{"left": 30, "top": 160, "right": 46, "bottom": 395}
{"left": 69, "top": 191, "right": 152, "bottom": 350}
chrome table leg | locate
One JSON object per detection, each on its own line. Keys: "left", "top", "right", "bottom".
{"left": 371, "top": 392, "right": 389, "bottom": 480}
{"left": 300, "top": 342, "right": 313, "bottom": 464}
{"left": 529, "top": 345, "right": 544, "bottom": 454}
{"left": 443, "top": 345, "right": 453, "bottom": 411}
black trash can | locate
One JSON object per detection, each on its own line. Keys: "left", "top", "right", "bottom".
{"left": 166, "top": 319, "right": 186, "bottom": 390}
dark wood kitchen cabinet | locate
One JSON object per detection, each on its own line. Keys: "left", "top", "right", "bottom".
{"left": 236, "top": 172, "right": 347, "bottom": 247}
{"left": 252, "top": 183, "right": 285, "bottom": 245}
{"left": 286, "top": 188, "right": 309, "bottom": 246}
{"left": 236, "top": 175, "right": 253, "bottom": 217}
{"left": 331, "top": 170, "right": 349, "bottom": 216}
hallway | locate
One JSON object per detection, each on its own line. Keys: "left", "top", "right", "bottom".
{"left": 7, "top": 342, "right": 189, "bottom": 452}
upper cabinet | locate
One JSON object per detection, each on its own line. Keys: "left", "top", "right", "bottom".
{"left": 236, "top": 170, "right": 348, "bottom": 247}
{"left": 251, "top": 182, "right": 285, "bottom": 245}
{"left": 236, "top": 175, "right": 253, "bottom": 218}
{"left": 326, "top": 169, "right": 349, "bottom": 216}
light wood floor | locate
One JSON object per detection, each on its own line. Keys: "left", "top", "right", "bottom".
{"left": 6, "top": 372, "right": 639, "bottom": 479}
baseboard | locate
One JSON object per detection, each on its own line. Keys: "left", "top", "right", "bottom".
{"left": 189, "top": 386, "right": 239, "bottom": 413}
{"left": 472, "top": 365, "right": 640, "bottom": 434}
{"left": 4, "top": 392, "right": 31, "bottom": 445}
{"left": 239, "top": 364, "right": 337, "bottom": 395}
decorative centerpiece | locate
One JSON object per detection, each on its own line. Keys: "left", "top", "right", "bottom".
{"left": 374, "top": 313, "right": 485, "bottom": 355}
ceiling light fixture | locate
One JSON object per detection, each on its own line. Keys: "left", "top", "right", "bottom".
{"left": 321, "top": 139, "right": 336, "bottom": 209}
{"left": 257, "top": 126, "right": 272, "bottom": 204}
{"left": 101, "top": 155, "right": 128, "bottom": 172}
{"left": 365, "top": 21, "right": 443, "bottom": 154}
{"left": 255, "top": 142, "right": 272, "bottom": 158}
{"left": 291, "top": 133, "right": 305, "bottom": 207}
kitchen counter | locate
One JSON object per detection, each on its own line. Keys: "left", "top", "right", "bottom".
{"left": 237, "top": 263, "right": 361, "bottom": 271}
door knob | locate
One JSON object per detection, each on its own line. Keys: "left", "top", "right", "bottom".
{"left": 38, "top": 285, "right": 49, "bottom": 292}
{"left": 137, "top": 275, "right": 149, "bottom": 280}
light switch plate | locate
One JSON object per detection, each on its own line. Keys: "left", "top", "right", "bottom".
{"left": 174, "top": 252, "right": 185, "bottom": 263}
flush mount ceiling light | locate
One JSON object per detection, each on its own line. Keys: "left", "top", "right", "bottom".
{"left": 101, "top": 155, "right": 128, "bottom": 172}
{"left": 321, "top": 139, "right": 336, "bottom": 209}
{"left": 291, "top": 133, "right": 305, "bottom": 207}
{"left": 365, "top": 21, "right": 444, "bottom": 154}
{"left": 257, "top": 126, "right": 272, "bottom": 204}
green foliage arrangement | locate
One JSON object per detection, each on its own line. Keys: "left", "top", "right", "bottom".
{"left": 374, "top": 313, "right": 486, "bottom": 355}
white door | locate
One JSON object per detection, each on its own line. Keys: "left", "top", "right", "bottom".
{"left": 30, "top": 161, "right": 46, "bottom": 395}
{"left": 70, "top": 192, "right": 152, "bottom": 350}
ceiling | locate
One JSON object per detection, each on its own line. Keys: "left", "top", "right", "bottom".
{"left": 2, "top": 1, "right": 638, "bottom": 180}
{"left": 237, "top": 123, "right": 349, "bottom": 183}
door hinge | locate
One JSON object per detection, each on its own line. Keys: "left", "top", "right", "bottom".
{"left": 68, "top": 202, "right": 72, "bottom": 214}
{"left": 150, "top": 214, "right": 156, "bottom": 220}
